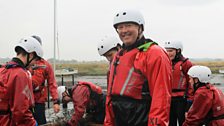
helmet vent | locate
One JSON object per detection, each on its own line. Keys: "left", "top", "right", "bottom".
{"left": 116, "top": 14, "right": 119, "bottom": 17}
{"left": 123, "top": 12, "right": 126, "bottom": 15}
{"left": 24, "top": 39, "right": 27, "bottom": 42}
{"left": 101, "top": 46, "right": 104, "bottom": 48}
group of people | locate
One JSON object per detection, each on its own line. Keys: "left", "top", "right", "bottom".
{"left": 0, "top": 35, "right": 60, "bottom": 126}
{"left": 0, "top": 9, "right": 224, "bottom": 126}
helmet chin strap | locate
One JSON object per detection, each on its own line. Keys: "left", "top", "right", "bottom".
{"left": 135, "top": 26, "right": 143, "bottom": 42}
{"left": 25, "top": 53, "right": 36, "bottom": 68}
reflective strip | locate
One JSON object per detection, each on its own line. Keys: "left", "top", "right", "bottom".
{"left": 22, "top": 85, "right": 34, "bottom": 104}
{"left": 120, "top": 67, "right": 134, "bottom": 95}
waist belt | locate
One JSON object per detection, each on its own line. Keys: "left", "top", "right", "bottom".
{"left": 111, "top": 95, "right": 151, "bottom": 104}
{"left": 172, "top": 89, "right": 185, "bottom": 92}
{"left": 211, "top": 114, "right": 224, "bottom": 121}
{"left": 204, "top": 114, "right": 224, "bottom": 124}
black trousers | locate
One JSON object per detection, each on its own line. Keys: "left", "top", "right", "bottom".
{"left": 169, "top": 97, "right": 187, "bottom": 126}
{"left": 33, "top": 103, "right": 47, "bottom": 125}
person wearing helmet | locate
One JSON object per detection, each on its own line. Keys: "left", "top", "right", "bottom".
{"left": 53, "top": 81, "right": 106, "bottom": 126}
{"left": 97, "top": 35, "right": 121, "bottom": 126}
{"left": 97, "top": 35, "right": 121, "bottom": 63}
{"left": 0, "top": 36, "right": 42, "bottom": 126}
{"left": 105, "top": 9, "right": 172, "bottom": 126}
{"left": 28, "top": 35, "right": 60, "bottom": 125}
{"left": 183, "top": 65, "right": 224, "bottom": 126}
{"left": 164, "top": 41, "right": 193, "bottom": 126}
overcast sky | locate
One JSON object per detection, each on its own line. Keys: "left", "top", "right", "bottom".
{"left": 0, "top": 0, "right": 223, "bottom": 61}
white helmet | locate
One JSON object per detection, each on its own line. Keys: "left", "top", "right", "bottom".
{"left": 188, "top": 65, "right": 212, "bottom": 83}
{"left": 164, "top": 41, "right": 183, "bottom": 52}
{"left": 15, "top": 36, "right": 43, "bottom": 58}
{"left": 113, "top": 9, "right": 145, "bottom": 30}
{"left": 32, "top": 35, "right": 42, "bottom": 45}
{"left": 57, "top": 86, "right": 66, "bottom": 102}
{"left": 97, "top": 36, "right": 121, "bottom": 56}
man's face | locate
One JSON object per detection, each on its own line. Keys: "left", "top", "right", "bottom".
{"left": 104, "top": 49, "right": 118, "bottom": 63}
{"left": 116, "top": 23, "right": 140, "bottom": 46}
{"left": 165, "top": 48, "right": 177, "bottom": 60}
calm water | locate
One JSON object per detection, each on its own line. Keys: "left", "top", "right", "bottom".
{"left": 46, "top": 74, "right": 224, "bottom": 123}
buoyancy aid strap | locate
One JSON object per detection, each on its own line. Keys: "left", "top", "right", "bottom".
{"left": 0, "top": 107, "right": 11, "bottom": 115}
{"left": 210, "top": 114, "right": 224, "bottom": 121}
{"left": 141, "top": 79, "right": 151, "bottom": 100}
{"left": 137, "top": 42, "right": 158, "bottom": 52}
{"left": 172, "top": 89, "right": 186, "bottom": 92}
{"left": 111, "top": 95, "right": 151, "bottom": 103}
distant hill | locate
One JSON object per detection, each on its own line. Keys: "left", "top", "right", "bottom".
{"left": 190, "top": 58, "right": 224, "bottom": 62}
{"left": 0, "top": 57, "right": 107, "bottom": 65}
{"left": 1, "top": 57, "right": 223, "bottom": 65}
{"left": 0, "top": 57, "right": 10, "bottom": 64}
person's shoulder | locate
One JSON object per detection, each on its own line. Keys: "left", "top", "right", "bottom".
{"left": 10, "top": 67, "right": 28, "bottom": 79}
{"left": 196, "top": 86, "right": 213, "bottom": 96}
{"left": 146, "top": 44, "right": 167, "bottom": 55}
{"left": 39, "top": 59, "right": 52, "bottom": 67}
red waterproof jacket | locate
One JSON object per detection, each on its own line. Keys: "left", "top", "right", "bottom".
{"left": 0, "top": 58, "right": 36, "bottom": 126}
{"left": 104, "top": 38, "right": 172, "bottom": 126}
{"left": 183, "top": 84, "right": 224, "bottom": 126}
{"left": 68, "top": 81, "right": 104, "bottom": 126}
{"left": 171, "top": 58, "right": 193, "bottom": 100}
{"left": 30, "top": 59, "right": 58, "bottom": 103}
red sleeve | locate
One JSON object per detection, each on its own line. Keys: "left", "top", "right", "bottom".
{"left": 68, "top": 86, "right": 90, "bottom": 126}
{"left": 183, "top": 89, "right": 213, "bottom": 126}
{"left": 145, "top": 46, "right": 172, "bottom": 126}
{"left": 45, "top": 61, "right": 58, "bottom": 100}
{"left": 10, "top": 71, "right": 36, "bottom": 126}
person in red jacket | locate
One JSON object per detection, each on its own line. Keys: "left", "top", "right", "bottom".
{"left": 97, "top": 35, "right": 121, "bottom": 125}
{"left": 104, "top": 9, "right": 172, "bottom": 126}
{"left": 183, "top": 65, "right": 224, "bottom": 126}
{"left": 0, "top": 36, "right": 43, "bottom": 126}
{"left": 29, "top": 35, "right": 60, "bottom": 125}
{"left": 164, "top": 41, "right": 193, "bottom": 126}
{"left": 55, "top": 81, "right": 106, "bottom": 126}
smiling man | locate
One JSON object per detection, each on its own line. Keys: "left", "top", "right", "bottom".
{"left": 104, "top": 9, "right": 172, "bottom": 126}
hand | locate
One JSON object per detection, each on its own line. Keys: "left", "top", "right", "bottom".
{"left": 53, "top": 104, "right": 60, "bottom": 113}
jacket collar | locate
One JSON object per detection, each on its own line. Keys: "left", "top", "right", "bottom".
{"left": 11, "top": 57, "right": 26, "bottom": 68}
{"left": 122, "top": 36, "right": 153, "bottom": 52}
